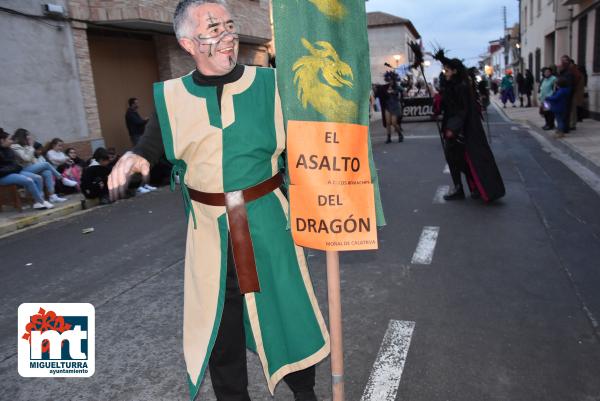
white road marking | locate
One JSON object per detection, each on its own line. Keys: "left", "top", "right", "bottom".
{"left": 433, "top": 185, "right": 449, "bottom": 203}
{"left": 443, "top": 164, "right": 450, "bottom": 174}
{"left": 511, "top": 126, "right": 519, "bottom": 131}
{"left": 360, "top": 320, "right": 416, "bottom": 401}
{"left": 411, "top": 226, "right": 440, "bottom": 265}
{"left": 404, "top": 134, "right": 439, "bottom": 139}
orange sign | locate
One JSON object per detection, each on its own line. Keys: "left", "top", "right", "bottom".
{"left": 287, "top": 121, "right": 371, "bottom": 185}
{"left": 287, "top": 120, "right": 378, "bottom": 251}
{"left": 290, "top": 184, "right": 377, "bottom": 250}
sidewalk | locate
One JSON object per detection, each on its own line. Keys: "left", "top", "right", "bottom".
{"left": 491, "top": 95, "right": 600, "bottom": 176}
{"left": 0, "top": 194, "right": 99, "bottom": 238}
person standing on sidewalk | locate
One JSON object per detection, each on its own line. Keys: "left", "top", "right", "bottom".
{"left": 500, "top": 70, "right": 516, "bottom": 108}
{"left": 523, "top": 70, "right": 534, "bottom": 108}
{"left": 108, "top": 1, "right": 329, "bottom": 400}
{"left": 516, "top": 71, "right": 525, "bottom": 107}
{"left": 125, "top": 97, "right": 149, "bottom": 146}
{"left": 557, "top": 55, "right": 582, "bottom": 133}
{"left": 544, "top": 78, "right": 571, "bottom": 138}
{"left": 539, "top": 67, "right": 557, "bottom": 130}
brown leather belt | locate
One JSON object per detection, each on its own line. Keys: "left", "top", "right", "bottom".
{"left": 188, "top": 172, "right": 283, "bottom": 294}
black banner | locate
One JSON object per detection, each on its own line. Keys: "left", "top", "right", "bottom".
{"left": 402, "top": 97, "right": 434, "bottom": 118}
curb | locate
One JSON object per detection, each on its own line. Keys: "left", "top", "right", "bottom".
{"left": 0, "top": 198, "right": 100, "bottom": 238}
{"left": 490, "top": 100, "right": 600, "bottom": 178}
{"left": 526, "top": 125, "right": 600, "bottom": 178}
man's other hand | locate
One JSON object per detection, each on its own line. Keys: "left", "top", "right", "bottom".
{"left": 108, "top": 151, "right": 150, "bottom": 201}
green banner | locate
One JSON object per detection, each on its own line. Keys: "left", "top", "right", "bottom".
{"left": 273, "top": 0, "right": 385, "bottom": 232}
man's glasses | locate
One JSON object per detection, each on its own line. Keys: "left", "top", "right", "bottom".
{"left": 192, "top": 29, "right": 239, "bottom": 46}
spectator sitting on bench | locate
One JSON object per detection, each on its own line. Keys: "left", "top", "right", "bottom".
{"left": 107, "top": 147, "right": 119, "bottom": 166}
{"left": 11, "top": 129, "right": 77, "bottom": 203}
{"left": 61, "top": 147, "right": 85, "bottom": 188}
{"left": 45, "top": 138, "right": 71, "bottom": 169}
{"left": 33, "top": 142, "right": 46, "bottom": 163}
{"left": 81, "top": 147, "right": 112, "bottom": 205}
{"left": 0, "top": 128, "right": 53, "bottom": 210}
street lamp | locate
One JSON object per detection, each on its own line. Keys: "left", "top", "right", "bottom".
{"left": 393, "top": 54, "right": 401, "bottom": 66}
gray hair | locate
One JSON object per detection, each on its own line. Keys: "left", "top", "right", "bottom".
{"left": 174, "top": 0, "right": 226, "bottom": 40}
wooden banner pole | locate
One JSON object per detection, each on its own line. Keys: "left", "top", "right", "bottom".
{"left": 326, "top": 250, "right": 345, "bottom": 401}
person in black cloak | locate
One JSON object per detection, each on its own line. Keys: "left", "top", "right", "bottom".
{"left": 433, "top": 50, "right": 505, "bottom": 202}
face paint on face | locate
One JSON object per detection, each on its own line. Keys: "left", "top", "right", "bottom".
{"left": 191, "top": 29, "right": 239, "bottom": 58}
{"left": 180, "top": 4, "right": 240, "bottom": 76}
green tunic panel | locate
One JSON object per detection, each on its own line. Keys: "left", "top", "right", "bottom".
{"left": 154, "top": 66, "right": 329, "bottom": 400}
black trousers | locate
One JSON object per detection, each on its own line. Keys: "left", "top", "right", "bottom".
{"left": 543, "top": 110, "right": 555, "bottom": 128}
{"left": 207, "top": 242, "right": 316, "bottom": 400}
{"left": 444, "top": 140, "right": 474, "bottom": 191}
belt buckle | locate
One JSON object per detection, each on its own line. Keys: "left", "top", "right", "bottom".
{"left": 225, "top": 190, "right": 244, "bottom": 208}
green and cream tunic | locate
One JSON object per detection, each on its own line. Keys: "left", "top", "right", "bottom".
{"left": 153, "top": 66, "right": 330, "bottom": 399}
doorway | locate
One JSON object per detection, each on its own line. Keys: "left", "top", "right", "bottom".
{"left": 88, "top": 30, "right": 159, "bottom": 154}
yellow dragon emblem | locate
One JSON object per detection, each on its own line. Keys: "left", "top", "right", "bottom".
{"left": 292, "top": 38, "right": 357, "bottom": 122}
{"left": 308, "top": 0, "right": 347, "bottom": 19}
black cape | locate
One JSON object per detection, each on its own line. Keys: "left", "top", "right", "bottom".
{"left": 441, "top": 78, "right": 505, "bottom": 202}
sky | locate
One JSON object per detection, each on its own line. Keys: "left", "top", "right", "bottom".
{"left": 365, "top": 0, "right": 519, "bottom": 67}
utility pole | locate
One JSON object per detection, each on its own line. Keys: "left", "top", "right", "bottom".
{"left": 503, "top": 5, "right": 509, "bottom": 68}
{"left": 517, "top": 0, "right": 522, "bottom": 73}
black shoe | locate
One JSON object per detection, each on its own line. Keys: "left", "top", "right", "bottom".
{"left": 294, "top": 390, "right": 317, "bottom": 401}
{"left": 542, "top": 125, "right": 554, "bottom": 131}
{"left": 443, "top": 187, "right": 465, "bottom": 201}
{"left": 470, "top": 191, "right": 481, "bottom": 200}
{"left": 385, "top": 137, "right": 392, "bottom": 144}
{"left": 398, "top": 133, "right": 404, "bottom": 143}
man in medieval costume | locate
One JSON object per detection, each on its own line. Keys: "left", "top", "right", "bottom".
{"left": 433, "top": 51, "right": 505, "bottom": 202}
{"left": 108, "top": 1, "right": 329, "bottom": 400}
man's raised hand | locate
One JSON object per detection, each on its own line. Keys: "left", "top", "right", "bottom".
{"left": 108, "top": 151, "right": 150, "bottom": 201}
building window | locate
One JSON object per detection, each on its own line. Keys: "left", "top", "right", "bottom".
{"left": 535, "top": 48, "right": 541, "bottom": 81}
{"left": 524, "top": 6, "right": 528, "bottom": 30}
{"left": 578, "top": 15, "right": 587, "bottom": 67}
{"left": 595, "top": 8, "right": 600, "bottom": 72}
{"left": 537, "top": 0, "right": 541, "bottom": 17}
{"left": 530, "top": 0, "right": 534, "bottom": 24}
{"left": 529, "top": 52, "right": 533, "bottom": 72}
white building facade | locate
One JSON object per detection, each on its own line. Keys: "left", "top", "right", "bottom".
{"left": 520, "top": 0, "right": 600, "bottom": 118}
{"left": 367, "top": 12, "right": 421, "bottom": 84}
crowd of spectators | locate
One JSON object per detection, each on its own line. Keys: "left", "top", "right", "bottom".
{"left": 539, "top": 55, "right": 587, "bottom": 138}
{"left": 0, "top": 127, "right": 159, "bottom": 212}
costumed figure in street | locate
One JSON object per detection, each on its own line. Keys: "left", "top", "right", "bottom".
{"left": 500, "top": 70, "right": 516, "bottom": 108}
{"left": 108, "top": 1, "right": 329, "bottom": 400}
{"left": 433, "top": 49, "right": 505, "bottom": 202}
{"left": 382, "top": 70, "right": 404, "bottom": 143}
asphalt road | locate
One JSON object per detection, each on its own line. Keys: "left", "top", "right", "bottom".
{"left": 1, "top": 105, "right": 599, "bottom": 401}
